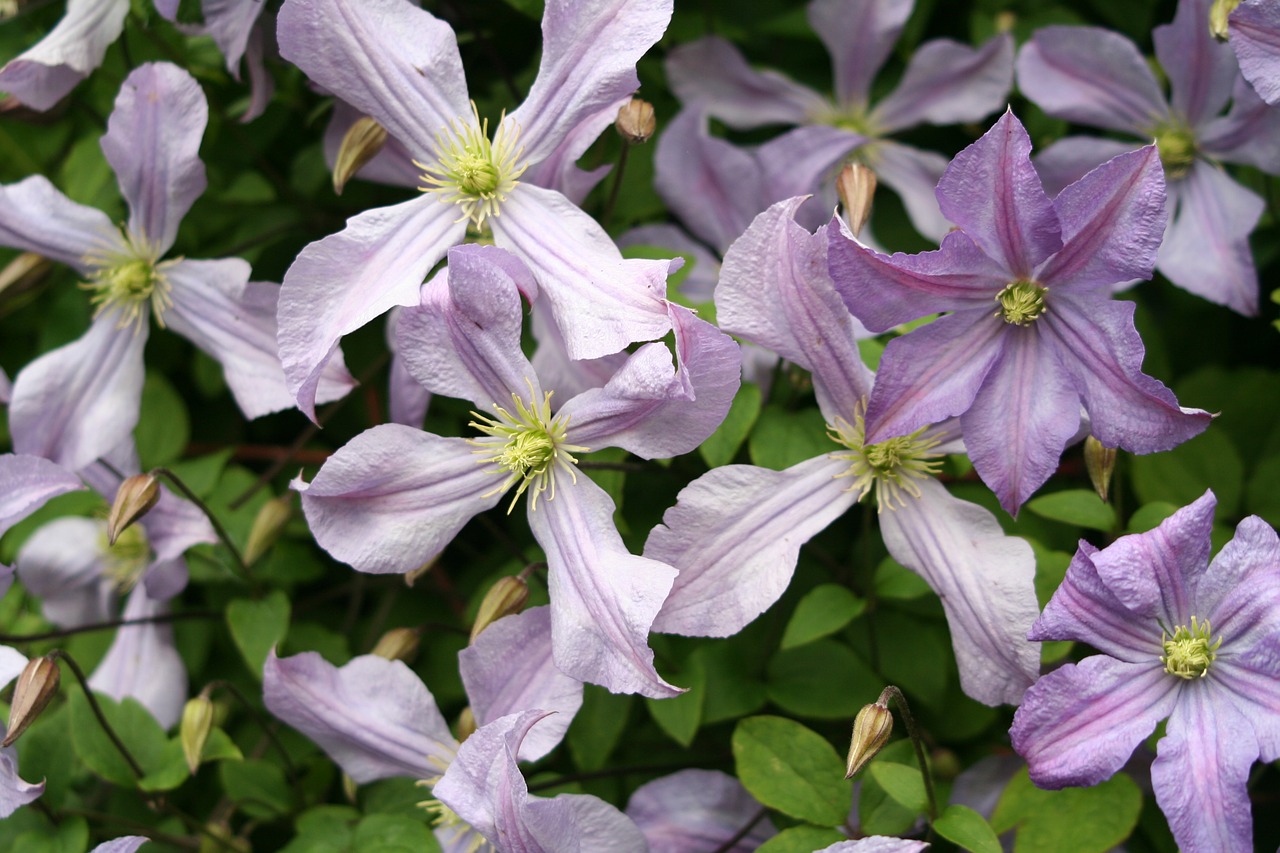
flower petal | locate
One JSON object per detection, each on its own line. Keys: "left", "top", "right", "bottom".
{"left": 0, "top": 454, "right": 84, "bottom": 538}
{"left": 1231, "top": 0, "right": 1280, "bottom": 105}
{"left": 664, "top": 36, "right": 825, "bottom": 128}
{"left": 807, "top": 0, "right": 911, "bottom": 108}
{"left": 322, "top": 100, "right": 421, "bottom": 190}
{"left": 757, "top": 124, "right": 866, "bottom": 204}
{"left": 871, "top": 34, "right": 1013, "bottom": 133}
{"left": 0, "top": 0, "right": 129, "bottom": 111}
{"left": 88, "top": 589, "right": 187, "bottom": 728}
{"left": 0, "top": 734, "right": 44, "bottom": 818}
{"left": 1153, "top": 0, "right": 1237, "bottom": 129}
{"left": 616, "top": 224, "right": 720, "bottom": 303}
{"left": 16, "top": 517, "right": 114, "bottom": 628}
{"left": 1197, "top": 76, "right": 1280, "bottom": 173}
{"left": 529, "top": 302, "right": 628, "bottom": 401}
{"left": 0, "top": 175, "right": 122, "bottom": 272}
{"left": 263, "top": 650, "right": 455, "bottom": 783}
{"left": 817, "top": 839, "right": 928, "bottom": 853}
{"left": 299, "top": 424, "right": 502, "bottom": 574}
{"left": 519, "top": 101, "right": 618, "bottom": 205}
{"left": 869, "top": 141, "right": 953, "bottom": 241}
{"left": 1032, "top": 136, "right": 1141, "bottom": 198}
{"left": 89, "top": 838, "right": 149, "bottom": 853}
{"left": 625, "top": 768, "right": 776, "bottom": 853}
{"left": 386, "top": 309, "right": 431, "bottom": 427}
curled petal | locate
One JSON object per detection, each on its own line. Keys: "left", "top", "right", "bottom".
{"left": 0, "top": 0, "right": 129, "bottom": 110}
{"left": 0, "top": 734, "right": 44, "bottom": 818}
{"left": 616, "top": 225, "right": 720, "bottom": 304}
{"left": 665, "top": 36, "right": 825, "bottom": 129}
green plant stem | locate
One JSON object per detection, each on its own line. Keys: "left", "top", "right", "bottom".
{"left": 151, "top": 467, "right": 253, "bottom": 587}
{"left": 878, "top": 685, "right": 938, "bottom": 824}
{"left": 207, "top": 680, "right": 301, "bottom": 783}
{"left": 50, "top": 650, "right": 145, "bottom": 779}
{"left": 602, "top": 142, "right": 630, "bottom": 228}
{"left": 0, "top": 610, "right": 219, "bottom": 643}
{"left": 710, "top": 807, "right": 767, "bottom": 853}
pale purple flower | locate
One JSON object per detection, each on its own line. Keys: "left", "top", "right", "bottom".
{"left": 0, "top": 0, "right": 128, "bottom": 110}
{"left": 0, "top": 645, "right": 45, "bottom": 817}
{"left": 275, "top": 0, "right": 677, "bottom": 418}
{"left": 89, "top": 839, "right": 149, "bottom": 853}
{"left": 826, "top": 111, "right": 1212, "bottom": 514}
{"left": 644, "top": 197, "right": 1040, "bottom": 706}
{"left": 0, "top": 62, "right": 353, "bottom": 471}
{"left": 817, "top": 840, "right": 928, "bottom": 853}
{"left": 1231, "top": 0, "right": 1280, "bottom": 105}
{"left": 0, "top": 453, "right": 85, "bottom": 581}
{"left": 1016, "top": 0, "right": 1280, "bottom": 315}
{"left": 665, "top": 0, "right": 1013, "bottom": 242}
{"left": 154, "top": 0, "right": 274, "bottom": 121}
{"left": 1011, "top": 491, "right": 1280, "bottom": 853}
{"left": 624, "top": 769, "right": 776, "bottom": 852}
{"left": 86, "top": 587, "right": 187, "bottom": 728}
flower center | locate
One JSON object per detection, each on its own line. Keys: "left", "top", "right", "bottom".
{"left": 828, "top": 399, "right": 944, "bottom": 511}
{"left": 1153, "top": 123, "right": 1197, "bottom": 179}
{"left": 81, "top": 234, "right": 174, "bottom": 333}
{"left": 469, "top": 382, "right": 588, "bottom": 512}
{"left": 994, "top": 280, "right": 1048, "bottom": 326}
{"left": 418, "top": 798, "right": 493, "bottom": 853}
{"left": 99, "top": 521, "right": 151, "bottom": 592}
{"left": 417, "top": 102, "right": 529, "bottom": 232}
{"left": 1161, "top": 616, "right": 1222, "bottom": 679}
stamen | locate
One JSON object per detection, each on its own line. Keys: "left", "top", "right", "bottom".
{"left": 99, "top": 521, "right": 151, "bottom": 592}
{"left": 994, "top": 280, "right": 1047, "bottom": 326}
{"left": 1161, "top": 616, "right": 1222, "bottom": 679}
{"left": 80, "top": 232, "right": 176, "bottom": 334}
{"left": 829, "top": 399, "right": 944, "bottom": 511}
{"left": 416, "top": 102, "right": 529, "bottom": 231}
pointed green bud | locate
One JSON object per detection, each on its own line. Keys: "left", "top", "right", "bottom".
{"left": 243, "top": 493, "right": 293, "bottom": 566}
{"left": 615, "top": 98, "right": 657, "bottom": 144}
{"left": 1084, "top": 436, "right": 1118, "bottom": 503}
{"left": 333, "top": 116, "right": 389, "bottom": 195}
{"left": 181, "top": 693, "right": 216, "bottom": 774}
{"left": 470, "top": 575, "right": 530, "bottom": 642}
{"left": 371, "top": 627, "right": 422, "bottom": 663}
{"left": 845, "top": 700, "right": 893, "bottom": 778}
{"left": 836, "top": 163, "right": 877, "bottom": 237}
{"left": 3, "top": 656, "right": 60, "bottom": 747}
{"left": 107, "top": 473, "right": 160, "bottom": 546}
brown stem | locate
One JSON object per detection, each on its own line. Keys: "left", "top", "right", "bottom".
{"left": 0, "top": 610, "right": 219, "bottom": 643}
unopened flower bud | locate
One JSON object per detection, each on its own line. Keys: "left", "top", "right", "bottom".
{"left": 470, "top": 575, "right": 529, "bottom": 642}
{"left": 3, "top": 656, "right": 60, "bottom": 747}
{"left": 243, "top": 493, "right": 292, "bottom": 566}
{"left": 107, "top": 473, "right": 160, "bottom": 546}
{"left": 0, "top": 251, "right": 53, "bottom": 299}
{"left": 371, "top": 626, "right": 422, "bottom": 663}
{"left": 1210, "top": 0, "right": 1241, "bottom": 40}
{"left": 456, "top": 706, "right": 476, "bottom": 744}
{"left": 1084, "top": 436, "right": 1118, "bottom": 503}
{"left": 181, "top": 693, "right": 216, "bottom": 774}
{"left": 615, "top": 98, "right": 657, "bottom": 144}
{"left": 837, "top": 163, "right": 877, "bottom": 238}
{"left": 333, "top": 116, "right": 389, "bottom": 195}
{"left": 845, "top": 700, "right": 893, "bottom": 778}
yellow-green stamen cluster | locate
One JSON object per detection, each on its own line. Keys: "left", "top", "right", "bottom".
{"left": 828, "top": 400, "right": 944, "bottom": 511}
{"left": 1152, "top": 122, "right": 1197, "bottom": 179}
{"left": 417, "top": 102, "right": 528, "bottom": 231}
{"left": 100, "top": 521, "right": 151, "bottom": 592}
{"left": 994, "top": 280, "right": 1048, "bottom": 326}
{"left": 469, "top": 383, "right": 588, "bottom": 513}
{"left": 81, "top": 234, "right": 175, "bottom": 333}
{"left": 1161, "top": 616, "right": 1222, "bottom": 679}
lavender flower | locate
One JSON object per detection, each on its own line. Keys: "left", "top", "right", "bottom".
{"left": 0, "top": 0, "right": 128, "bottom": 110}
{"left": 624, "top": 769, "right": 776, "bottom": 851}
{"left": 1017, "top": 0, "right": 1280, "bottom": 315}
{"left": 0, "top": 646, "right": 44, "bottom": 817}
{"left": 1012, "top": 491, "right": 1280, "bottom": 853}
{"left": 153, "top": 0, "right": 274, "bottom": 121}
{"left": 1230, "top": 0, "right": 1280, "bottom": 105}
{"left": 827, "top": 111, "right": 1211, "bottom": 514}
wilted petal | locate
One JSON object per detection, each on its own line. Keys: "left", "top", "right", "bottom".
{"left": 1033, "top": 136, "right": 1140, "bottom": 197}
{"left": 264, "top": 650, "right": 455, "bottom": 782}
{"left": 647, "top": 456, "right": 857, "bottom": 637}
{"left": 807, "top": 0, "right": 911, "bottom": 108}
{"left": 626, "top": 768, "right": 775, "bottom": 852}
{"left": 0, "top": 454, "right": 85, "bottom": 539}
{"left": 0, "top": 734, "right": 44, "bottom": 818}
{"left": 530, "top": 476, "right": 679, "bottom": 698}
{"left": 17, "top": 517, "right": 114, "bottom": 628}
{"left": 1198, "top": 77, "right": 1280, "bottom": 173}
{"left": 102, "top": 63, "right": 208, "bottom": 255}
{"left": 872, "top": 34, "right": 1013, "bottom": 133}
{"left": 460, "top": 606, "right": 582, "bottom": 762}
{"left": 0, "top": 0, "right": 129, "bottom": 111}
{"left": 881, "top": 479, "right": 1040, "bottom": 704}
{"left": 88, "top": 589, "right": 187, "bottom": 728}
{"left": 1153, "top": 0, "right": 1236, "bottom": 129}
{"left": 665, "top": 36, "right": 826, "bottom": 129}
{"left": 870, "top": 141, "right": 952, "bottom": 241}
{"left": 1232, "top": 0, "right": 1280, "bottom": 105}
{"left": 0, "top": 175, "right": 122, "bottom": 273}
{"left": 9, "top": 315, "right": 146, "bottom": 471}
{"left": 299, "top": 424, "right": 502, "bottom": 574}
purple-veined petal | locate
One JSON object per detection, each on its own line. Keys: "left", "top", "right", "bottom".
{"left": 507, "top": 0, "right": 672, "bottom": 166}
{"left": 276, "top": 0, "right": 468, "bottom": 155}
{"left": 1036, "top": 146, "right": 1166, "bottom": 293}
{"left": 1016, "top": 26, "right": 1168, "bottom": 134}
{"left": 871, "top": 34, "right": 1014, "bottom": 133}
{"left": 492, "top": 184, "right": 670, "bottom": 361}
{"left": 16, "top": 517, "right": 115, "bottom": 628}
{"left": 518, "top": 101, "right": 617, "bottom": 206}
{"left": 102, "top": 63, "right": 208, "bottom": 255}
{"left": 1194, "top": 514, "right": 1280, "bottom": 626}
{"left": 9, "top": 314, "right": 146, "bottom": 472}
{"left": 1151, "top": 683, "right": 1256, "bottom": 853}
{"left": 807, "top": 0, "right": 912, "bottom": 108}
{"left": 647, "top": 455, "right": 857, "bottom": 637}
{"left": 278, "top": 193, "right": 465, "bottom": 419}
{"left": 460, "top": 606, "right": 582, "bottom": 762}
{"left": 1041, "top": 296, "right": 1212, "bottom": 454}
{"left": 616, "top": 225, "right": 720, "bottom": 304}
{"left": 625, "top": 768, "right": 775, "bottom": 852}
{"left": 559, "top": 303, "right": 739, "bottom": 459}
{"left": 936, "top": 111, "right": 1062, "bottom": 278}
{"left": 322, "top": 100, "right": 421, "bottom": 190}
{"left": 298, "top": 424, "right": 502, "bottom": 574}
{"left": 529, "top": 476, "right": 679, "bottom": 698}
{"left": 0, "top": 732, "right": 44, "bottom": 818}
{"left": 665, "top": 36, "right": 826, "bottom": 129}
{"left": 1158, "top": 161, "right": 1263, "bottom": 316}
{"left": 396, "top": 245, "right": 539, "bottom": 411}
{"left": 1198, "top": 76, "right": 1280, "bottom": 173}
{"left": 1153, "top": 0, "right": 1237, "bottom": 129}
{"left": 264, "top": 650, "right": 455, "bottom": 782}
{"left": 1231, "top": 0, "right": 1280, "bottom": 105}
{"left": 757, "top": 124, "right": 866, "bottom": 203}
{"left": 817, "top": 839, "right": 929, "bottom": 853}
{"left": 0, "top": 0, "right": 129, "bottom": 111}
{"left": 881, "top": 478, "right": 1040, "bottom": 704}
{"left": 0, "top": 454, "right": 84, "bottom": 539}
{"left": 1033, "top": 136, "right": 1140, "bottom": 198}
{"left": 0, "top": 175, "right": 123, "bottom": 273}
{"left": 529, "top": 302, "right": 628, "bottom": 401}
{"left": 386, "top": 309, "right": 431, "bottom": 428}
{"left": 89, "top": 838, "right": 149, "bottom": 853}
{"left": 1012, "top": 656, "right": 1178, "bottom": 787}
{"left": 717, "top": 198, "right": 872, "bottom": 424}
{"left": 1215, "top": 660, "right": 1280, "bottom": 765}
{"left": 88, "top": 589, "right": 187, "bottom": 728}
{"left": 869, "top": 141, "right": 952, "bottom": 241}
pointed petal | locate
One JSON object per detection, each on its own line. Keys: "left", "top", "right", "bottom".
{"left": 1033, "top": 136, "right": 1140, "bottom": 198}
{"left": 0, "top": 736, "right": 44, "bottom": 818}
{"left": 869, "top": 141, "right": 952, "bottom": 241}
{"left": 16, "top": 517, "right": 114, "bottom": 628}
{"left": 460, "top": 606, "right": 583, "bottom": 762}
{"left": 190, "top": 0, "right": 265, "bottom": 75}
{"left": 9, "top": 316, "right": 147, "bottom": 471}
{"left": 625, "top": 768, "right": 776, "bottom": 852}
{"left": 872, "top": 34, "right": 1013, "bottom": 132}
{"left": 0, "top": 175, "right": 122, "bottom": 272}
{"left": 664, "top": 36, "right": 825, "bottom": 129}
{"left": 529, "top": 476, "right": 679, "bottom": 698}
{"left": 1231, "top": 0, "right": 1280, "bottom": 105}
{"left": 646, "top": 456, "right": 856, "bottom": 637}
{"left": 299, "top": 424, "right": 502, "bottom": 574}
{"left": 1198, "top": 76, "right": 1280, "bottom": 172}
{"left": 807, "top": 0, "right": 911, "bottom": 107}
{"left": 0, "top": 454, "right": 84, "bottom": 538}
{"left": 1012, "top": 656, "right": 1177, "bottom": 787}
{"left": 492, "top": 184, "right": 670, "bottom": 360}
{"left": 1016, "top": 26, "right": 1168, "bottom": 133}
{"left": 276, "top": 0, "right": 468, "bottom": 153}
{"left": 278, "top": 193, "right": 465, "bottom": 418}
{"left": 507, "top": 0, "right": 672, "bottom": 165}
{"left": 1153, "top": 0, "right": 1236, "bottom": 128}
{"left": 263, "top": 651, "right": 455, "bottom": 782}
{"left": 0, "top": 0, "right": 129, "bottom": 110}
{"left": 88, "top": 590, "right": 187, "bottom": 728}
{"left": 1197, "top": 516, "right": 1280, "bottom": 642}
{"left": 102, "top": 63, "right": 208, "bottom": 254}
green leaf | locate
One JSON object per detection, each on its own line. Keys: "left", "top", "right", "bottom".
{"left": 748, "top": 406, "right": 830, "bottom": 471}
{"left": 1125, "top": 501, "right": 1179, "bottom": 533}
{"left": 732, "top": 715, "right": 851, "bottom": 826}
{"left": 755, "top": 825, "right": 848, "bottom": 852}
{"left": 166, "top": 449, "right": 234, "bottom": 498}
{"left": 12, "top": 816, "right": 89, "bottom": 853}
{"left": 1025, "top": 490, "right": 1116, "bottom": 531}
{"left": 201, "top": 727, "right": 244, "bottom": 764}
{"left": 874, "top": 556, "right": 932, "bottom": 600}
{"left": 567, "top": 685, "right": 631, "bottom": 771}
{"left": 992, "top": 767, "right": 1141, "bottom": 853}
{"left": 136, "top": 371, "right": 191, "bottom": 468}
{"left": 227, "top": 590, "right": 291, "bottom": 679}
{"left": 935, "top": 803, "right": 1002, "bottom": 853}
{"left": 781, "top": 583, "right": 866, "bottom": 649}
{"left": 1129, "top": 428, "right": 1242, "bottom": 519}
{"left": 219, "top": 758, "right": 294, "bottom": 818}
{"left": 353, "top": 815, "right": 440, "bottom": 852}
{"left": 137, "top": 737, "right": 192, "bottom": 791}
{"left": 867, "top": 761, "right": 927, "bottom": 813}
{"left": 68, "top": 692, "right": 170, "bottom": 786}
{"left": 766, "top": 639, "right": 876, "bottom": 719}
{"left": 646, "top": 657, "right": 705, "bottom": 747}
{"left": 858, "top": 741, "right": 921, "bottom": 836}
{"left": 700, "top": 382, "right": 763, "bottom": 468}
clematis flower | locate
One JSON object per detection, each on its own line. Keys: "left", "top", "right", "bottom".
{"left": 665, "top": 0, "right": 1013, "bottom": 242}
{"left": 297, "top": 244, "right": 739, "bottom": 697}
{"left": 0, "top": 0, "right": 128, "bottom": 110}
{"left": 644, "top": 196, "right": 1040, "bottom": 706}
{"left": 1229, "top": 0, "right": 1280, "bottom": 105}
{"left": 0, "top": 453, "right": 85, "bottom": 583}
{"left": 0, "top": 62, "right": 353, "bottom": 472}
{"left": 153, "top": 0, "right": 275, "bottom": 122}
{"left": 1011, "top": 491, "right": 1280, "bottom": 853}
{"left": 826, "top": 111, "right": 1211, "bottom": 514}
{"left": 624, "top": 768, "right": 776, "bottom": 851}
{"left": 816, "top": 840, "right": 928, "bottom": 853}
{"left": 275, "top": 0, "right": 677, "bottom": 418}
{"left": 0, "top": 646, "right": 45, "bottom": 817}
{"left": 1016, "top": 0, "right": 1280, "bottom": 315}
